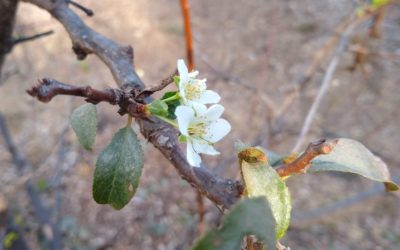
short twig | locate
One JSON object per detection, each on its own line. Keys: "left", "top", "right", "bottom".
{"left": 13, "top": 30, "right": 54, "bottom": 45}
{"left": 136, "top": 70, "right": 178, "bottom": 100}
{"left": 68, "top": 0, "right": 94, "bottom": 16}
{"left": 276, "top": 139, "right": 338, "bottom": 178}
{"left": 27, "top": 78, "right": 120, "bottom": 104}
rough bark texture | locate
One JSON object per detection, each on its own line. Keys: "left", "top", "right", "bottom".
{"left": 0, "top": 0, "right": 19, "bottom": 77}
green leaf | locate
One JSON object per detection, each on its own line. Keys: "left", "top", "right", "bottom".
{"left": 191, "top": 197, "right": 276, "bottom": 250}
{"left": 161, "top": 91, "right": 180, "bottom": 119}
{"left": 238, "top": 147, "right": 291, "bottom": 239}
{"left": 93, "top": 127, "right": 144, "bottom": 209}
{"left": 70, "top": 103, "right": 97, "bottom": 150}
{"left": 147, "top": 100, "right": 169, "bottom": 117}
{"left": 178, "top": 135, "right": 187, "bottom": 142}
{"left": 372, "top": 0, "right": 390, "bottom": 8}
{"left": 3, "top": 232, "right": 19, "bottom": 249}
{"left": 309, "top": 138, "right": 399, "bottom": 191}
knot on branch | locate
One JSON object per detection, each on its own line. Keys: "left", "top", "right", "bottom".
{"left": 72, "top": 43, "right": 90, "bottom": 60}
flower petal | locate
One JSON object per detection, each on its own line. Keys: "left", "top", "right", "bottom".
{"left": 187, "top": 141, "right": 202, "bottom": 167}
{"left": 178, "top": 59, "right": 188, "bottom": 83}
{"left": 197, "top": 79, "right": 207, "bottom": 91}
{"left": 188, "top": 71, "right": 199, "bottom": 78}
{"left": 192, "top": 140, "right": 220, "bottom": 155}
{"left": 205, "top": 104, "right": 224, "bottom": 120}
{"left": 204, "top": 119, "right": 231, "bottom": 143}
{"left": 175, "top": 105, "right": 194, "bottom": 136}
{"left": 190, "top": 102, "right": 208, "bottom": 116}
{"left": 198, "top": 90, "right": 221, "bottom": 104}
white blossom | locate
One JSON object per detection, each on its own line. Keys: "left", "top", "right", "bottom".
{"left": 175, "top": 103, "right": 231, "bottom": 167}
{"left": 177, "top": 59, "right": 220, "bottom": 106}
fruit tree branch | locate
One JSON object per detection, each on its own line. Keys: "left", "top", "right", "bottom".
{"left": 24, "top": 0, "right": 241, "bottom": 209}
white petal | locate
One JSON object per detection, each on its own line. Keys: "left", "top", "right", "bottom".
{"left": 175, "top": 105, "right": 194, "bottom": 136}
{"left": 204, "top": 119, "right": 231, "bottom": 143}
{"left": 179, "top": 84, "right": 188, "bottom": 103}
{"left": 188, "top": 71, "right": 199, "bottom": 78}
{"left": 198, "top": 90, "right": 221, "bottom": 104}
{"left": 197, "top": 79, "right": 207, "bottom": 91}
{"left": 192, "top": 140, "right": 220, "bottom": 155}
{"left": 187, "top": 141, "right": 202, "bottom": 167}
{"left": 205, "top": 104, "right": 224, "bottom": 120}
{"left": 177, "top": 59, "right": 188, "bottom": 83}
{"left": 190, "top": 102, "right": 207, "bottom": 116}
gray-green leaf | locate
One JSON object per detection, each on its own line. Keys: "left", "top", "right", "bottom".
{"left": 93, "top": 127, "right": 144, "bottom": 209}
{"left": 310, "top": 138, "right": 399, "bottom": 191}
{"left": 70, "top": 103, "right": 97, "bottom": 150}
{"left": 191, "top": 197, "right": 276, "bottom": 250}
{"left": 238, "top": 147, "right": 291, "bottom": 239}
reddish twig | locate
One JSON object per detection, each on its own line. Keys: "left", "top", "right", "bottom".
{"left": 179, "top": 0, "right": 194, "bottom": 71}
{"left": 276, "top": 139, "right": 338, "bottom": 178}
{"left": 179, "top": 0, "right": 206, "bottom": 232}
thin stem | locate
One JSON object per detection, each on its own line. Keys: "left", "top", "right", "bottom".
{"left": 154, "top": 115, "right": 178, "bottom": 127}
{"left": 126, "top": 115, "right": 133, "bottom": 127}
{"left": 162, "top": 93, "right": 180, "bottom": 103}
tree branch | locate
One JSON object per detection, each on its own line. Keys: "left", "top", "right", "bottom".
{"left": 276, "top": 138, "right": 338, "bottom": 178}
{"left": 24, "top": 0, "right": 242, "bottom": 209}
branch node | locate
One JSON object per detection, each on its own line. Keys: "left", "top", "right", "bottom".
{"left": 72, "top": 44, "right": 89, "bottom": 60}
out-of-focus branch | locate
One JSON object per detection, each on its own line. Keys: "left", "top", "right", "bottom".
{"left": 291, "top": 19, "right": 360, "bottom": 152}
{"left": 0, "top": 0, "right": 19, "bottom": 78}
{"left": 0, "top": 113, "right": 62, "bottom": 250}
{"left": 276, "top": 139, "right": 338, "bottom": 178}
{"left": 24, "top": 0, "right": 242, "bottom": 209}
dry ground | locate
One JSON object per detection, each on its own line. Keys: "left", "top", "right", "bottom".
{"left": 1, "top": 0, "right": 400, "bottom": 249}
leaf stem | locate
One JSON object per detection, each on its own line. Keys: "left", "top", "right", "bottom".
{"left": 162, "top": 93, "right": 180, "bottom": 103}
{"left": 126, "top": 115, "right": 133, "bottom": 128}
{"left": 155, "top": 115, "right": 178, "bottom": 127}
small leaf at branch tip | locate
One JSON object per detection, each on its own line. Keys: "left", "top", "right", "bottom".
{"left": 70, "top": 103, "right": 97, "bottom": 151}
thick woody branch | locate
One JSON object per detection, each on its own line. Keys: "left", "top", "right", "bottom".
{"left": 276, "top": 139, "right": 338, "bottom": 178}
{"left": 24, "top": 0, "right": 241, "bottom": 208}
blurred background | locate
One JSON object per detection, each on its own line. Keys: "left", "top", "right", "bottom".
{"left": 1, "top": 0, "right": 400, "bottom": 249}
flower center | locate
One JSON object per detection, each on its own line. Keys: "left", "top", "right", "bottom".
{"left": 188, "top": 122, "right": 206, "bottom": 137}
{"left": 184, "top": 82, "right": 201, "bottom": 101}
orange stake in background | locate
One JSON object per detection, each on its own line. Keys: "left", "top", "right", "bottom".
{"left": 180, "top": 0, "right": 194, "bottom": 71}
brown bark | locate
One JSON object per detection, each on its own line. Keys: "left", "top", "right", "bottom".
{"left": 0, "top": 0, "right": 19, "bottom": 78}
